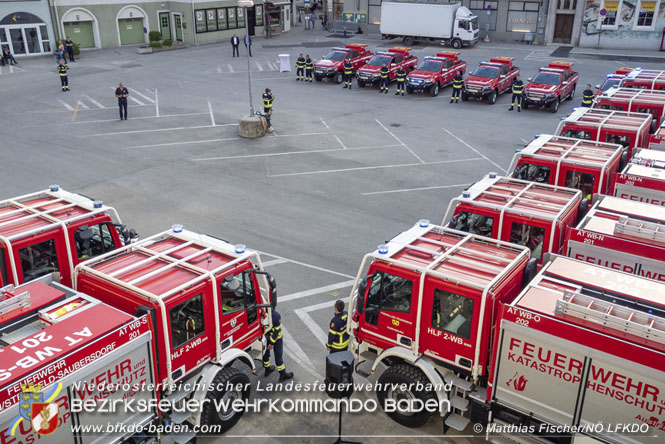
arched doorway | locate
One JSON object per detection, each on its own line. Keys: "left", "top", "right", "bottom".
{"left": 0, "top": 12, "right": 51, "bottom": 56}
{"left": 62, "top": 8, "right": 99, "bottom": 49}
{"left": 116, "top": 6, "right": 148, "bottom": 45}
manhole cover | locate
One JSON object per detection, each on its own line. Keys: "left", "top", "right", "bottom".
{"left": 390, "top": 123, "right": 401, "bottom": 128}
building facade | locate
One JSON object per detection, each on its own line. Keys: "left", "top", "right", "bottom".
{"left": 1, "top": 0, "right": 57, "bottom": 57}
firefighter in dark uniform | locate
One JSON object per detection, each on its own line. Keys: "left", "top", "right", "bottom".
{"left": 326, "top": 300, "right": 350, "bottom": 353}
{"left": 296, "top": 53, "right": 306, "bottom": 81}
{"left": 451, "top": 70, "right": 464, "bottom": 103}
{"left": 343, "top": 59, "right": 353, "bottom": 89}
{"left": 582, "top": 83, "right": 594, "bottom": 107}
{"left": 379, "top": 63, "right": 389, "bottom": 94}
{"left": 508, "top": 75, "right": 524, "bottom": 112}
{"left": 57, "top": 60, "right": 69, "bottom": 91}
{"left": 305, "top": 55, "right": 313, "bottom": 82}
{"left": 262, "top": 88, "right": 273, "bottom": 128}
{"left": 263, "top": 310, "right": 294, "bottom": 380}
{"left": 395, "top": 66, "right": 406, "bottom": 96}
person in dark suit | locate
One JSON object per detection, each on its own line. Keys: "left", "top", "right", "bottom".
{"left": 231, "top": 34, "right": 240, "bottom": 57}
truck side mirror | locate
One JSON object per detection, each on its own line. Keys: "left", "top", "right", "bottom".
{"left": 527, "top": 77, "right": 532, "bottom": 82}
{"left": 500, "top": 74, "right": 506, "bottom": 79}
{"left": 595, "top": 84, "right": 601, "bottom": 89}
{"left": 356, "top": 276, "right": 368, "bottom": 314}
{"left": 522, "top": 258, "right": 537, "bottom": 287}
{"left": 254, "top": 270, "right": 277, "bottom": 309}
{"left": 577, "top": 198, "right": 590, "bottom": 221}
{"left": 562, "top": 81, "right": 569, "bottom": 86}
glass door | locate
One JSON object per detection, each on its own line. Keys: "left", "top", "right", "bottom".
{"left": 25, "top": 27, "right": 40, "bottom": 54}
{"left": 9, "top": 28, "right": 25, "bottom": 55}
{"left": 174, "top": 14, "right": 183, "bottom": 41}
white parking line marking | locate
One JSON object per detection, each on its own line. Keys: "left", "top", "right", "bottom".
{"left": 72, "top": 112, "right": 207, "bottom": 125}
{"left": 154, "top": 88, "right": 159, "bottom": 117}
{"left": 85, "top": 95, "right": 105, "bottom": 109}
{"left": 362, "top": 183, "right": 469, "bottom": 196}
{"left": 272, "top": 131, "right": 329, "bottom": 137}
{"left": 129, "top": 88, "right": 155, "bottom": 104}
{"left": 125, "top": 137, "right": 240, "bottom": 150}
{"left": 256, "top": 251, "right": 354, "bottom": 279}
{"left": 442, "top": 127, "right": 507, "bottom": 173}
{"left": 129, "top": 96, "right": 145, "bottom": 106}
{"left": 376, "top": 119, "right": 425, "bottom": 164}
{"left": 255, "top": 61, "right": 264, "bottom": 71}
{"left": 86, "top": 124, "right": 216, "bottom": 137}
{"left": 281, "top": 326, "right": 323, "bottom": 379}
{"left": 208, "top": 101, "right": 216, "bottom": 126}
{"left": 58, "top": 99, "right": 74, "bottom": 111}
{"left": 77, "top": 100, "right": 90, "bottom": 110}
{"left": 318, "top": 117, "right": 332, "bottom": 132}
{"left": 260, "top": 258, "right": 289, "bottom": 267}
{"left": 294, "top": 300, "right": 338, "bottom": 346}
{"left": 280, "top": 280, "right": 355, "bottom": 303}
{"left": 270, "top": 158, "right": 483, "bottom": 177}
{"left": 217, "top": 66, "right": 223, "bottom": 73}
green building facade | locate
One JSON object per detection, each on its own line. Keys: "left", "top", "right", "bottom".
{"left": 51, "top": 0, "right": 267, "bottom": 49}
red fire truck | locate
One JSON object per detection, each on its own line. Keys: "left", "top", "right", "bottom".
{"left": 595, "top": 67, "right": 632, "bottom": 96}
{"left": 594, "top": 87, "right": 665, "bottom": 132}
{"left": 556, "top": 108, "right": 652, "bottom": 157}
{"left": 443, "top": 174, "right": 586, "bottom": 263}
{"left": 356, "top": 47, "right": 418, "bottom": 87}
{"left": 564, "top": 195, "right": 665, "bottom": 282}
{"left": 0, "top": 186, "right": 136, "bottom": 289}
{"left": 508, "top": 134, "right": 625, "bottom": 198}
{"left": 405, "top": 51, "right": 466, "bottom": 97}
{"left": 0, "top": 276, "right": 158, "bottom": 443}
{"left": 612, "top": 149, "right": 665, "bottom": 206}
{"left": 74, "top": 225, "right": 277, "bottom": 433}
{"left": 522, "top": 61, "right": 579, "bottom": 113}
{"left": 620, "top": 67, "right": 665, "bottom": 90}
{"left": 314, "top": 44, "right": 373, "bottom": 84}
{"left": 462, "top": 57, "right": 519, "bottom": 105}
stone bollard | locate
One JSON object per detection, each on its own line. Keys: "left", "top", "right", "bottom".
{"left": 238, "top": 115, "right": 266, "bottom": 138}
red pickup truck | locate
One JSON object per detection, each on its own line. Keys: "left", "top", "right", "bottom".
{"left": 356, "top": 47, "right": 418, "bottom": 88}
{"left": 405, "top": 51, "right": 466, "bottom": 97}
{"left": 462, "top": 57, "right": 519, "bottom": 104}
{"left": 522, "top": 61, "right": 579, "bottom": 113}
{"left": 314, "top": 43, "right": 373, "bottom": 84}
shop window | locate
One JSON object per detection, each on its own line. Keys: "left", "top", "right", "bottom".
{"left": 599, "top": 0, "right": 622, "bottom": 28}
{"left": 237, "top": 7, "right": 245, "bottom": 28}
{"left": 635, "top": 1, "right": 657, "bottom": 28}
{"left": 431, "top": 289, "right": 474, "bottom": 340}
{"left": 507, "top": 1, "right": 539, "bottom": 32}
{"left": 206, "top": 9, "right": 217, "bottom": 31}
{"left": 228, "top": 7, "right": 237, "bottom": 29}
{"left": 565, "top": 171, "right": 595, "bottom": 197}
{"left": 217, "top": 9, "right": 227, "bottom": 30}
{"left": 195, "top": 10, "right": 207, "bottom": 33}
{"left": 19, "top": 239, "right": 59, "bottom": 282}
{"left": 452, "top": 211, "right": 494, "bottom": 237}
{"left": 170, "top": 294, "right": 205, "bottom": 349}
{"left": 255, "top": 5, "right": 264, "bottom": 26}
{"left": 510, "top": 222, "right": 546, "bottom": 260}
{"left": 39, "top": 25, "right": 50, "bottom": 52}
{"left": 512, "top": 163, "right": 551, "bottom": 183}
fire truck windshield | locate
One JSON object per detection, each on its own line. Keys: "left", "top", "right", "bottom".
{"left": 531, "top": 72, "right": 561, "bottom": 85}
{"left": 368, "top": 55, "right": 392, "bottom": 66}
{"left": 472, "top": 66, "right": 499, "bottom": 79}
{"left": 600, "top": 78, "right": 621, "bottom": 91}
{"left": 324, "top": 51, "right": 346, "bottom": 62}
{"left": 417, "top": 60, "right": 443, "bottom": 72}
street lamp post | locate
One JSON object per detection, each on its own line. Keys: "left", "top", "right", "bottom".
{"left": 238, "top": 0, "right": 255, "bottom": 116}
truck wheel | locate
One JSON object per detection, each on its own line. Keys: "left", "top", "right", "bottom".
{"left": 406, "top": 85, "right": 413, "bottom": 94}
{"left": 430, "top": 83, "right": 440, "bottom": 97}
{"left": 549, "top": 98, "right": 560, "bottom": 113}
{"left": 488, "top": 90, "right": 497, "bottom": 105}
{"left": 314, "top": 74, "right": 322, "bottom": 82}
{"left": 334, "top": 71, "right": 343, "bottom": 84}
{"left": 522, "top": 101, "right": 529, "bottom": 110}
{"left": 461, "top": 91, "right": 469, "bottom": 101}
{"left": 358, "top": 78, "right": 366, "bottom": 88}
{"left": 200, "top": 367, "right": 250, "bottom": 434}
{"left": 567, "top": 86, "right": 575, "bottom": 101}
{"left": 403, "top": 36, "right": 415, "bottom": 46}
{"left": 451, "top": 39, "right": 462, "bottom": 49}
{"left": 377, "top": 364, "right": 437, "bottom": 428}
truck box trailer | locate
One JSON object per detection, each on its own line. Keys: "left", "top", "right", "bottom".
{"left": 380, "top": 2, "right": 479, "bottom": 48}
{"left": 612, "top": 149, "right": 665, "bottom": 206}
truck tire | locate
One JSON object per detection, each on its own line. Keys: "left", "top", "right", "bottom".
{"left": 358, "top": 78, "right": 366, "bottom": 88}
{"left": 567, "top": 85, "right": 575, "bottom": 101}
{"left": 200, "top": 367, "right": 250, "bottom": 434}
{"left": 376, "top": 364, "right": 437, "bottom": 428}
{"left": 550, "top": 98, "right": 560, "bottom": 113}
{"left": 406, "top": 85, "right": 413, "bottom": 94}
{"left": 488, "top": 90, "right": 497, "bottom": 105}
{"left": 452, "top": 39, "right": 462, "bottom": 49}
{"left": 430, "top": 82, "right": 440, "bottom": 97}
{"left": 314, "top": 74, "right": 322, "bottom": 82}
{"left": 522, "top": 100, "right": 529, "bottom": 110}
{"left": 334, "top": 71, "right": 344, "bottom": 84}
{"left": 461, "top": 91, "right": 469, "bottom": 101}
{"left": 403, "top": 36, "right": 415, "bottom": 46}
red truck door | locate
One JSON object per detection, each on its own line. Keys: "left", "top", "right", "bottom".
{"left": 12, "top": 233, "right": 70, "bottom": 285}
{"left": 499, "top": 65, "right": 513, "bottom": 91}
{"left": 502, "top": 216, "right": 551, "bottom": 263}
{"left": 218, "top": 267, "right": 262, "bottom": 350}
{"left": 560, "top": 165, "right": 599, "bottom": 197}
{"left": 361, "top": 265, "right": 418, "bottom": 350}
{"left": 441, "top": 59, "right": 455, "bottom": 84}
{"left": 390, "top": 55, "right": 402, "bottom": 79}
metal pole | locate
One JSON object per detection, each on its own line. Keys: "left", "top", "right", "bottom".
{"left": 245, "top": 7, "right": 254, "bottom": 116}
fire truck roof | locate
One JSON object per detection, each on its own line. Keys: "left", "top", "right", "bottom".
{"left": 513, "top": 256, "right": 665, "bottom": 350}
{"left": 597, "top": 86, "right": 665, "bottom": 105}
{"left": 0, "top": 186, "right": 121, "bottom": 241}
{"left": 634, "top": 148, "right": 665, "bottom": 162}
{"left": 622, "top": 163, "right": 665, "bottom": 180}
{"left": 559, "top": 108, "right": 651, "bottom": 133}
{"left": 447, "top": 175, "right": 581, "bottom": 222}
{"left": 624, "top": 68, "right": 665, "bottom": 82}
{"left": 368, "top": 221, "right": 529, "bottom": 291}
{"left": 0, "top": 279, "right": 133, "bottom": 389}
{"left": 595, "top": 195, "right": 665, "bottom": 222}
{"left": 514, "top": 134, "right": 622, "bottom": 170}
{"left": 75, "top": 226, "right": 261, "bottom": 301}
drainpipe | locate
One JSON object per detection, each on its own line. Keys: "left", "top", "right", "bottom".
{"left": 191, "top": 0, "right": 198, "bottom": 45}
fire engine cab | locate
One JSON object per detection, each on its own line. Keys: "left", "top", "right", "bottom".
{"left": 405, "top": 51, "right": 466, "bottom": 97}
{"left": 443, "top": 174, "right": 586, "bottom": 263}
{"left": 613, "top": 148, "right": 665, "bottom": 206}
{"left": 522, "top": 61, "right": 578, "bottom": 113}
{"left": 73, "top": 225, "right": 277, "bottom": 434}
{"left": 508, "top": 134, "right": 625, "bottom": 198}
{"left": 0, "top": 186, "right": 136, "bottom": 288}
{"left": 462, "top": 57, "right": 519, "bottom": 104}
{"left": 356, "top": 47, "right": 418, "bottom": 87}
{"left": 0, "top": 276, "right": 157, "bottom": 443}
{"left": 556, "top": 108, "right": 652, "bottom": 157}
{"left": 595, "top": 67, "right": 632, "bottom": 96}
{"left": 594, "top": 87, "right": 665, "bottom": 132}
{"left": 314, "top": 44, "right": 373, "bottom": 84}
{"left": 620, "top": 67, "right": 665, "bottom": 90}
{"left": 565, "top": 195, "right": 665, "bottom": 282}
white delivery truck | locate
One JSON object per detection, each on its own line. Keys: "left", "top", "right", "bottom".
{"left": 380, "top": 1, "right": 479, "bottom": 49}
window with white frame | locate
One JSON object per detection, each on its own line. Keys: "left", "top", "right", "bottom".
{"left": 599, "top": 0, "right": 622, "bottom": 28}
{"left": 635, "top": 0, "right": 658, "bottom": 29}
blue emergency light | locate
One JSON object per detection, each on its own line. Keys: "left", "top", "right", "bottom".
{"left": 419, "top": 219, "right": 430, "bottom": 228}
{"left": 172, "top": 224, "right": 183, "bottom": 233}
{"left": 49, "top": 184, "right": 59, "bottom": 192}
{"left": 93, "top": 200, "right": 103, "bottom": 208}
{"left": 377, "top": 245, "right": 389, "bottom": 254}
{"left": 235, "top": 244, "right": 246, "bottom": 254}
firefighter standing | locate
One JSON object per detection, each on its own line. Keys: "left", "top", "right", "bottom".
{"left": 379, "top": 63, "right": 389, "bottom": 94}
{"left": 508, "top": 75, "right": 524, "bottom": 112}
{"left": 262, "top": 88, "right": 273, "bottom": 128}
{"left": 582, "top": 83, "right": 594, "bottom": 107}
{"left": 296, "top": 53, "right": 306, "bottom": 81}
{"left": 451, "top": 70, "right": 464, "bottom": 103}
{"left": 305, "top": 55, "right": 313, "bottom": 82}
{"left": 263, "top": 310, "right": 294, "bottom": 380}
{"left": 395, "top": 66, "right": 406, "bottom": 96}
{"left": 326, "top": 300, "right": 350, "bottom": 353}
{"left": 57, "top": 60, "right": 69, "bottom": 91}
{"left": 343, "top": 59, "right": 353, "bottom": 89}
